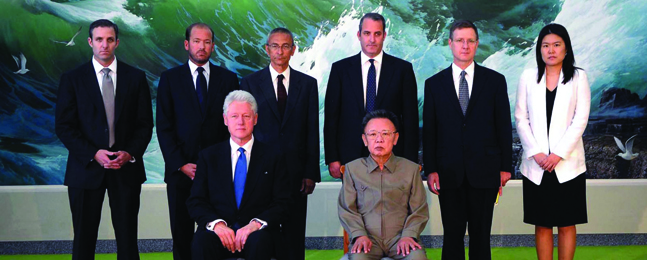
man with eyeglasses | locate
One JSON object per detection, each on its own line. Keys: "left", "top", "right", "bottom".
{"left": 324, "top": 12, "right": 419, "bottom": 181}
{"left": 240, "top": 27, "right": 320, "bottom": 260}
{"left": 422, "top": 20, "right": 512, "bottom": 260}
{"left": 157, "top": 22, "right": 239, "bottom": 260}
{"left": 339, "top": 109, "right": 429, "bottom": 260}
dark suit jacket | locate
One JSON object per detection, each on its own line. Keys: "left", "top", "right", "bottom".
{"left": 156, "top": 62, "right": 239, "bottom": 184}
{"left": 422, "top": 63, "right": 512, "bottom": 189}
{"left": 55, "top": 60, "right": 153, "bottom": 189}
{"left": 240, "top": 66, "right": 321, "bottom": 186}
{"left": 324, "top": 52, "right": 419, "bottom": 165}
{"left": 187, "top": 141, "right": 291, "bottom": 230}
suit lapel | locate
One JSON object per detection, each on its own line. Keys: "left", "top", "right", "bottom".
{"left": 217, "top": 143, "right": 237, "bottom": 209}
{"left": 375, "top": 53, "right": 394, "bottom": 109}
{"left": 466, "top": 63, "right": 486, "bottom": 117}
{"left": 181, "top": 63, "right": 204, "bottom": 119}
{"left": 83, "top": 62, "right": 108, "bottom": 119}
{"left": 347, "top": 53, "right": 365, "bottom": 114}
{"left": 282, "top": 67, "right": 301, "bottom": 128}
{"left": 440, "top": 66, "right": 464, "bottom": 117}
{"left": 113, "top": 61, "right": 127, "bottom": 124}
{"left": 207, "top": 63, "right": 223, "bottom": 115}
{"left": 239, "top": 142, "right": 263, "bottom": 209}
{"left": 258, "top": 67, "right": 282, "bottom": 121}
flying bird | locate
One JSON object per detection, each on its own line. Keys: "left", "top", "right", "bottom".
{"left": 51, "top": 26, "right": 82, "bottom": 46}
{"left": 614, "top": 134, "right": 639, "bottom": 160}
{"left": 12, "top": 53, "right": 29, "bottom": 74}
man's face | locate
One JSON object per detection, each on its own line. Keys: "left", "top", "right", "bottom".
{"left": 449, "top": 27, "right": 479, "bottom": 65}
{"left": 223, "top": 101, "right": 257, "bottom": 142}
{"left": 357, "top": 19, "right": 386, "bottom": 58}
{"left": 362, "top": 118, "right": 399, "bottom": 158}
{"left": 265, "top": 32, "right": 295, "bottom": 70}
{"left": 88, "top": 26, "right": 119, "bottom": 65}
{"left": 184, "top": 27, "right": 214, "bottom": 66}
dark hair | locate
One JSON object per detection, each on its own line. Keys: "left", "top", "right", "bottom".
{"left": 449, "top": 20, "right": 479, "bottom": 40}
{"left": 362, "top": 109, "right": 399, "bottom": 132}
{"left": 185, "top": 23, "right": 215, "bottom": 42}
{"left": 89, "top": 19, "right": 119, "bottom": 40}
{"left": 266, "top": 27, "right": 294, "bottom": 46}
{"left": 359, "top": 13, "right": 386, "bottom": 33}
{"left": 536, "top": 23, "right": 578, "bottom": 84}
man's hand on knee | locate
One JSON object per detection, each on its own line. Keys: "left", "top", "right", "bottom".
{"left": 234, "top": 221, "right": 261, "bottom": 252}
{"left": 351, "top": 236, "right": 372, "bottom": 254}
{"left": 212, "top": 222, "right": 236, "bottom": 253}
{"left": 396, "top": 237, "right": 422, "bottom": 257}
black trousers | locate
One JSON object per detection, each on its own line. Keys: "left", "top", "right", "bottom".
{"left": 192, "top": 228, "right": 274, "bottom": 260}
{"left": 438, "top": 180, "right": 498, "bottom": 260}
{"left": 167, "top": 175, "right": 195, "bottom": 260}
{"left": 68, "top": 173, "right": 142, "bottom": 260}
{"left": 282, "top": 194, "right": 308, "bottom": 260}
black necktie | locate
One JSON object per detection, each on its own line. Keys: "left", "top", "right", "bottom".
{"left": 196, "top": 67, "right": 208, "bottom": 114}
{"left": 277, "top": 74, "right": 287, "bottom": 118}
{"left": 366, "top": 59, "right": 376, "bottom": 113}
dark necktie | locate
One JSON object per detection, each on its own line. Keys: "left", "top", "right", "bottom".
{"left": 101, "top": 68, "right": 115, "bottom": 147}
{"left": 196, "top": 67, "right": 208, "bottom": 114}
{"left": 459, "top": 70, "right": 469, "bottom": 115}
{"left": 233, "top": 147, "right": 247, "bottom": 209}
{"left": 366, "top": 59, "right": 376, "bottom": 113}
{"left": 277, "top": 74, "right": 287, "bottom": 118}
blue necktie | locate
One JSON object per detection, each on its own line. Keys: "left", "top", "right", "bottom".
{"left": 459, "top": 70, "right": 469, "bottom": 115}
{"left": 233, "top": 147, "right": 247, "bottom": 208}
{"left": 196, "top": 67, "right": 208, "bottom": 114}
{"left": 366, "top": 59, "right": 376, "bottom": 113}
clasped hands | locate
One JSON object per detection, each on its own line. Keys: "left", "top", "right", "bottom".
{"left": 533, "top": 153, "right": 562, "bottom": 173}
{"left": 213, "top": 221, "right": 261, "bottom": 253}
{"left": 351, "top": 236, "right": 422, "bottom": 257}
{"left": 94, "top": 149, "right": 132, "bottom": 169}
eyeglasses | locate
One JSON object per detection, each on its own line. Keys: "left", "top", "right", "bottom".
{"left": 267, "top": 44, "right": 293, "bottom": 51}
{"left": 364, "top": 131, "right": 397, "bottom": 140}
{"left": 453, "top": 38, "right": 477, "bottom": 46}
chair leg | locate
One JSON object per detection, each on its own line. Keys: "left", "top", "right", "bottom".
{"left": 343, "top": 230, "right": 350, "bottom": 254}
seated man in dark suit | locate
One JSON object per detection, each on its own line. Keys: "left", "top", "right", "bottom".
{"left": 187, "top": 90, "right": 291, "bottom": 260}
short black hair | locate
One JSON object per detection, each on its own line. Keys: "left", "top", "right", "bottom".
{"left": 185, "top": 23, "right": 215, "bottom": 42}
{"left": 362, "top": 109, "right": 399, "bottom": 133}
{"left": 535, "top": 23, "right": 579, "bottom": 84}
{"left": 266, "top": 27, "right": 294, "bottom": 46}
{"left": 89, "top": 19, "right": 119, "bottom": 40}
{"left": 359, "top": 13, "right": 386, "bottom": 33}
{"left": 449, "top": 20, "right": 478, "bottom": 40}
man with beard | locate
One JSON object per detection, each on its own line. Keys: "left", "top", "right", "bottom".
{"left": 157, "top": 22, "right": 239, "bottom": 260}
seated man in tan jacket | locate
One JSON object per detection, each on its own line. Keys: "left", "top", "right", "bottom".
{"left": 338, "top": 109, "right": 429, "bottom": 260}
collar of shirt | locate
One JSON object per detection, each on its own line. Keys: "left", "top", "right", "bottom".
{"left": 451, "top": 61, "right": 475, "bottom": 98}
{"left": 188, "top": 60, "right": 210, "bottom": 90}
{"left": 361, "top": 50, "right": 384, "bottom": 106}
{"left": 269, "top": 65, "right": 291, "bottom": 99}
{"left": 230, "top": 135, "right": 254, "bottom": 180}
{"left": 366, "top": 153, "right": 396, "bottom": 174}
{"left": 92, "top": 56, "right": 118, "bottom": 96}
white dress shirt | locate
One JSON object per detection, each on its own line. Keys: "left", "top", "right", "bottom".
{"left": 187, "top": 60, "right": 210, "bottom": 90}
{"left": 269, "top": 65, "right": 290, "bottom": 99}
{"left": 361, "top": 51, "right": 383, "bottom": 107}
{"left": 92, "top": 56, "right": 117, "bottom": 97}
{"left": 451, "top": 61, "right": 475, "bottom": 98}
{"left": 206, "top": 135, "right": 267, "bottom": 231}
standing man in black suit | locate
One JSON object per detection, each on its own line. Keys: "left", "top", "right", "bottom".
{"left": 240, "top": 27, "right": 320, "bottom": 260}
{"left": 324, "top": 13, "right": 419, "bottom": 179}
{"left": 156, "top": 23, "right": 239, "bottom": 260}
{"left": 188, "top": 90, "right": 291, "bottom": 259}
{"left": 55, "top": 19, "right": 153, "bottom": 260}
{"left": 423, "top": 20, "right": 513, "bottom": 260}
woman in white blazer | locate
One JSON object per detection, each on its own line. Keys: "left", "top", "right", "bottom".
{"left": 515, "top": 23, "right": 590, "bottom": 260}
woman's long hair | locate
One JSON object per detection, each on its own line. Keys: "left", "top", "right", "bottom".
{"left": 536, "top": 23, "right": 579, "bottom": 84}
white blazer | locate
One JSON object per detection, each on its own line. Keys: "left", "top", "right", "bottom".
{"left": 515, "top": 68, "right": 590, "bottom": 185}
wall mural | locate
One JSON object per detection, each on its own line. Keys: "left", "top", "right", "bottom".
{"left": 1, "top": 0, "right": 645, "bottom": 185}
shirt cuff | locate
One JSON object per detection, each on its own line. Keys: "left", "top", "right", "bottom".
{"left": 206, "top": 219, "right": 227, "bottom": 231}
{"left": 251, "top": 218, "right": 267, "bottom": 230}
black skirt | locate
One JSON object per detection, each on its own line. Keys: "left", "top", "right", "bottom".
{"left": 523, "top": 171, "right": 588, "bottom": 227}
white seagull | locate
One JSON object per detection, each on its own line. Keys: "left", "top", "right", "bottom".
{"left": 51, "top": 26, "right": 82, "bottom": 46}
{"left": 12, "top": 53, "right": 29, "bottom": 74}
{"left": 614, "top": 134, "right": 639, "bottom": 160}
